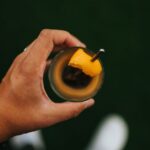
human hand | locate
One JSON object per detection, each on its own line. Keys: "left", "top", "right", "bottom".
{"left": 0, "top": 29, "right": 95, "bottom": 142}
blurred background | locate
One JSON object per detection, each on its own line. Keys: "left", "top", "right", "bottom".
{"left": 0, "top": 0, "right": 150, "bottom": 150}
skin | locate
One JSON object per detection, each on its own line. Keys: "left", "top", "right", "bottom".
{"left": 0, "top": 29, "right": 95, "bottom": 142}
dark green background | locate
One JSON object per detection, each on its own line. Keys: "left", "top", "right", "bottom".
{"left": 0, "top": 0, "right": 150, "bottom": 150}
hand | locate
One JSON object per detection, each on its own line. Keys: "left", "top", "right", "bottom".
{"left": 0, "top": 29, "right": 95, "bottom": 142}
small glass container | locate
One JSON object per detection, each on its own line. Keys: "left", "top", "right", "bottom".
{"left": 48, "top": 47, "right": 104, "bottom": 102}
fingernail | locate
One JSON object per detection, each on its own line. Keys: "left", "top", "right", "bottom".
{"left": 83, "top": 99, "right": 95, "bottom": 109}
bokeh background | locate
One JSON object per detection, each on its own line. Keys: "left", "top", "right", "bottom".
{"left": 0, "top": 0, "right": 150, "bottom": 150}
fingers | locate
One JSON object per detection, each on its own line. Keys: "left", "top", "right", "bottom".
{"left": 5, "top": 29, "right": 85, "bottom": 77}
{"left": 50, "top": 30, "right": 86, "bottom": 48}
{"left": 24, "top": 39, "right": 37, "bottom": 53}
{"left": 46, "top": 99, "right": 95, "bottom": 125}
{"left": 24, "top": 29, "right": 86, "bottom": 69}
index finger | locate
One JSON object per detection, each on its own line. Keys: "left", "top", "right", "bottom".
{"left": 25, "top": 29, "right": 86, "bottom": 67}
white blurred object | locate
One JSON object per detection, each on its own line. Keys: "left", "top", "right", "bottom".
{"left": 86, "top": 114, "right": 129, "bottom": 150}
{"left": 10, "top": 130, "right": 46, "bottom": 150}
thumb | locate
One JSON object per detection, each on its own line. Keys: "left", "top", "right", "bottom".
{"left": 47, "top": 99, "right": 95, "bottom": 125}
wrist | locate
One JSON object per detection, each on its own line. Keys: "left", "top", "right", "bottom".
{"left": 0, "top": 82, "right": 13, "bottom": 142}
{"left": 0, "top": 115, "right": 11, "bottom": 142}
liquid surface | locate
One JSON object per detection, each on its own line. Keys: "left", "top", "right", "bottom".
{"left": 62, "top": 65, "right": 92, "bottom": 89}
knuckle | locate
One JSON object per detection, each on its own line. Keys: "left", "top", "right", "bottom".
{"left": 71, "top": 106, "right": 83, "bottom": 118}
{"left": 15, "top": 63, "right": 33, "bottom": 80}
{"left": 13, "top": 53, "right": 22, "bottom": 63}
{"left": 61, "top": 30, "right": 71, "bottom": 36}
{"left": 9, "top": 73, "right": 26, "bottom": 93}
{"left": 20, "top": 66, "right": 37, "bottom": 78}
{"left": 39, "top": 29, "right": 71, "bottom": 39}
{"left": 39, "top": 29, "right": 51, "bottom": 38}
{"left": 10, "top": 68, "right": 30, "bottom": 83}
{"left": 62, "top": 107, "right": 82, "bottom": 120}
{"left": 12, "top": 52, "right": 27, "bottom": 68}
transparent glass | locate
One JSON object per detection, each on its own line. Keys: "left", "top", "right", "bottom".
{"left": 48, "top": 47, "right": 104, "bottom": 102}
